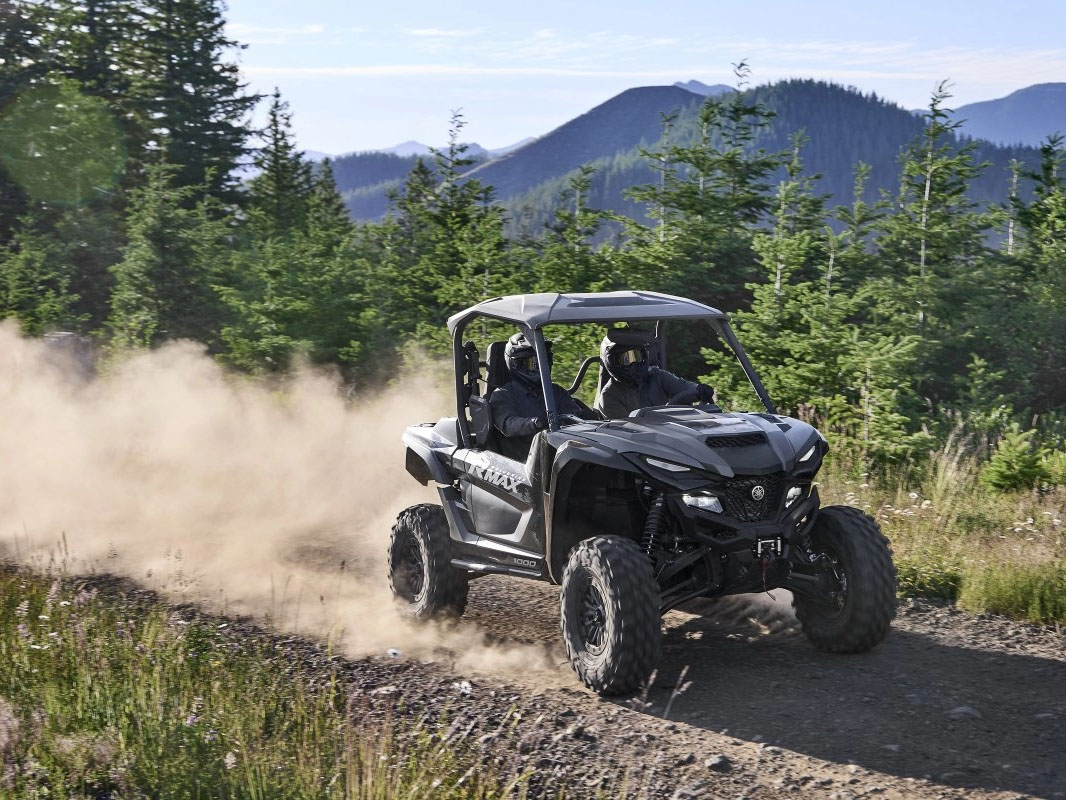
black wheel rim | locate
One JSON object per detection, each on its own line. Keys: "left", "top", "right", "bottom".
{"left": 394, "top": 533, "right": 425, "bottom": 602}
{"left": 579, "top": 577, "right": 608, "bottom": 655}
{"left": 813, "top": 546, "right": 848, "bottom": 619}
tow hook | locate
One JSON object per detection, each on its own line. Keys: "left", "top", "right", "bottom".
{"left": 756, "top": 537, "right": 784, "bottom": 600}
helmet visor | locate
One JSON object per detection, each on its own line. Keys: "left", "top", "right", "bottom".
{"left": 513, "top": 354, "right": 539, "bottom": 373}
{"left": 613, "top": 347, "right": 648, "bottom": 367}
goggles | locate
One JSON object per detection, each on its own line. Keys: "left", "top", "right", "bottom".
{"left": 612, "top": 347, "right": 648, "bottom": 367}
{"left": 512, "top": 354, "right": 540, "bottom": 373}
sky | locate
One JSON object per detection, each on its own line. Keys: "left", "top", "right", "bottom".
{"left": 225, "top": 0, "right": 1066, "bottom": 155}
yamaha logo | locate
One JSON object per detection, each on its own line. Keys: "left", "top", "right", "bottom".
{"left": 751, "top": 485, "right": 766, "bottom": 501}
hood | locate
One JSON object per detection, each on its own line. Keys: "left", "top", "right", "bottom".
{"left": 564, "top": 407, "right": 824, "bottom": 480}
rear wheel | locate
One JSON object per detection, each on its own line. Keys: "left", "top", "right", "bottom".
{"left": 560, "top": 536, "right": 661, "bottom": 695}
{"left": 388, "top": 504, "right": 468, "bottom": 619}
{"left": 793, "top": 505, "right": 896, "bottom": 652}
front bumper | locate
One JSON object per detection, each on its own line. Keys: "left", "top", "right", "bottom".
{"left": 669, "top": 485, "right": 820, "bottom": 553}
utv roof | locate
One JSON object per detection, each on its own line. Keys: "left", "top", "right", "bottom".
{"left": 447, "top": 291, "right": 726, "bottom": 333}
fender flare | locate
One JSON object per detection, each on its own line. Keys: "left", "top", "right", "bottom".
{"left": 404, "top": 443, "right": 452, "bottom": 486}
{"left": 545, "top": 440, "right": 642, "bottom": 582}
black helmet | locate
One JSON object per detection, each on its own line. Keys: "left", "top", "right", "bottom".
{"left": 601, "top": 329, "right": 653, "bottom": 385}
{"left": 505, "top": 332, "right": 552, "bottom": 389}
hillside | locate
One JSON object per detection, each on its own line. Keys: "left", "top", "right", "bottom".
{"left": 954, "top": 83, "right": 1066, "bottom": 147}
{"left": 331, "top": 80, "right": 1043, "bottom": 226}
{"left": 503, "top": 80, "right": 1039, "bottom": 234}
{"left": 462, "top": 85, "right": 705, "bottom": 200}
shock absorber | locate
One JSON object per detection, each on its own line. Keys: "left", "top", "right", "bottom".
{"left": 640, "top": 491, "right": 666, "bottom": 556}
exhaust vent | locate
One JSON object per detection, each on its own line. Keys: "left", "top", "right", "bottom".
{"left": 705, "top": 433, "right": 766, "bottom": 448}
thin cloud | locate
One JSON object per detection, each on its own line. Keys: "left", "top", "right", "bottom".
{"left": 407, "top": 28, "right": 485, "bottom": 38}
{"left": 242, "top": 37, "right": 1066, "bottom": 108}
{"left": 228, "top": 23, "right": 328, "bottom": 36}
{"left": 244, "top": 64, "right": 725, "bottom": 79}
{"left": 226, "top": 22, "right": 330, "bottom": 45}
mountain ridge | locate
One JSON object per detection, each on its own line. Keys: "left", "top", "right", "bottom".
{"left": 954, "top": 83, "right": 1066, "bottom": 147}
{"left": 330, "top": 79, "right": 1053, "bottom": 226}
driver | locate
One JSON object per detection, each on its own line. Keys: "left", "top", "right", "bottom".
{"left": 489, "top": 332, "right": 600, "bottom": 461}
{"left": 595, "top": 329, "right": 716, "bottom": 419}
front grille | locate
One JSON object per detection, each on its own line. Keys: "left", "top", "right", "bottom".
{"left": 721, "top": 474, "right": 783, "bottom": 522}
{"left": 706, "top": 433, "right": 766, "bottom": 448}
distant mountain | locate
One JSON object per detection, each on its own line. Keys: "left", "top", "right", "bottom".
{"left": 382, "top": 140, "right": 432, "bottom": 157}
{"left": 673, "top": 80, "right": 732, "bottom": 97}
{"left": 329, "top": 138, "right": 517, "bottom": 220}
{"left": 331, "top": 80, "right": 1042, "bottom": 227}
{"left": 463, "top": 86, "right": 705, "bottom": 200}
{"left": 501, "top": 80, "right": 1037, "bottom": 235}
{"left": 954, "top": 84, "right": 1066, "bottom": 147}
{"left": 373, "top": 138, "right": 532, "bottom": 159}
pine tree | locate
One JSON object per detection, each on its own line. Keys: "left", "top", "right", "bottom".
{"left": 0, "top": 0, "right": 50, "bottom": 240}
{"left": 980, "top": 425, "right": 1050, "bottom": 492}
{"left": 624, "top": 61, "right": 786, "bottom": 341}
{"left": 535, "top": 165, "right": 615, "bottom": 292}
{"left": 138, "top": 0, "right": 258, "bottom": 198}
{"left": 0, "top": 76, "right": 129, "bottom": 328}
{"left": 306, "top": 158, "right": 355, "bottom": 252}
{"left": 704, "top": 139, "right": 926, "bottom": 464}
{"left": 0, "top": 211, "right": 82, "bottom": 333}
{"left": 873, "top": 81, "right": 995, "bottom": 406}
{"left": 247, "top": 89, "right": 313, "bottom": 238}
{"left": 109, "top": 161, "right": 229, "bottom": 347}
{"left": 1008, "top": 134, "right": 1066, "bottom": 411}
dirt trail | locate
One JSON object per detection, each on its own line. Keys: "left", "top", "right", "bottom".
{"left": 452, "top": 576, "right": 1066, "bottom": 799}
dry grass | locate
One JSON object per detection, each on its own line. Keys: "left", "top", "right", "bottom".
{"left": 821, "top": 442, "right": 1066, "bottom": 623}
{"left": 0, "top": 569, "right": 536, "bottom": 799}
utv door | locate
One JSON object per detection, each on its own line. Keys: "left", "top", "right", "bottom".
{"left": 452, "top": 440, "right": 546, "bottom": 559}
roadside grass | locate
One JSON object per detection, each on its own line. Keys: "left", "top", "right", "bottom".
{"left": 0, "top": 569, "right": 536, "bottom": 799}
{"left": 821, "top": 445, "right": 1066, "bottom": 624}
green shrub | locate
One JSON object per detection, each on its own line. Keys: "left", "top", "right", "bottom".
{"left": 1046, "top": 449, "right": 1066, "bottom": 486}
{"left": 895, "top": 554, "right": 962, "bottom": 600}
{"left": 980, "top": 425, "right": 1050, "bottom": 492}
{"left": 959, "top": 561, "right": 1066, "bottom": 624}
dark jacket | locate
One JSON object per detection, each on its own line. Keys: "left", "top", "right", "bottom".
{"left": 594, "top": 366, "right": 700, "bottom": 419}
{"left": 489, "top": 380, "right": 589, "bottom": 461}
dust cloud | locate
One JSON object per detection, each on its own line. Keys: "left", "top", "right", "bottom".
{"left": 0, "top": 324, "right": 558, "bottom": 676}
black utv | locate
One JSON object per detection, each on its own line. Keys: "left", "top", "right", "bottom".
{"left": 390, "top": 291, "right": 896, "bottom": 695}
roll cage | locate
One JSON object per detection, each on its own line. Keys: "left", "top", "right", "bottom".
{"left": 448, "top": 291, "right": 777, "bottom": 449}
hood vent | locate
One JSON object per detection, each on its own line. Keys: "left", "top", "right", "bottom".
{"left": 706, "top": 432, "right": 767, "bottom": 448}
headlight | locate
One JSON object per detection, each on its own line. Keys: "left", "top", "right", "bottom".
{"left": 644, "top": 457, "right": 691, "bottom": 473}
{"left": 785, "top": 485, "right": 804, "bottom": 507}
{"left": 682, "top": 492, "right": 723, "bottom": 513}
{"left": 798, "top": 444, "right": 817, "bottom": 462}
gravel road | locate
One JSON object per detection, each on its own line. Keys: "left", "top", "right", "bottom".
{"left": 439, "top": 575, "right": 1066, "bottom": 799}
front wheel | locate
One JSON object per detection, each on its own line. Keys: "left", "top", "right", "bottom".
{"left": 560, "top": 536, "right": 661, "bottom": 695}
{"left": 793, "top": 505, "right": 897, "bottom": 653}
{"left": 388, "top": 504, "right": 468, "bottom": 619}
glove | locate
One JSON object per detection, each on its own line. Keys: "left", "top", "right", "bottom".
{"left": 532, "top": 414, "right": 549, "bottom": 430}
{"left": 698, "top": 384, "right": 716, "bottom": 404}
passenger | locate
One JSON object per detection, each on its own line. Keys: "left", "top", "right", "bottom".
{"left": 489, "top": 332, "right": 599, "bottom": 461}
{"left": 595, "top": 329, "right": 716, "bottom": 419}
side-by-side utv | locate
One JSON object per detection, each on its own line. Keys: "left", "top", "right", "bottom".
{"left": 390, "top": 291, "right": 896, "bottom": 694}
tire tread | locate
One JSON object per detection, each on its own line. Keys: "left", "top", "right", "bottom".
{"left": 560, "top": 536, "right": 661, "bottom": 695}
{"left": 388, "top": 503, "right": 468, "bottom": 619}
{"left": 794, "top": 505, "right": 897, "bottom": 653}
